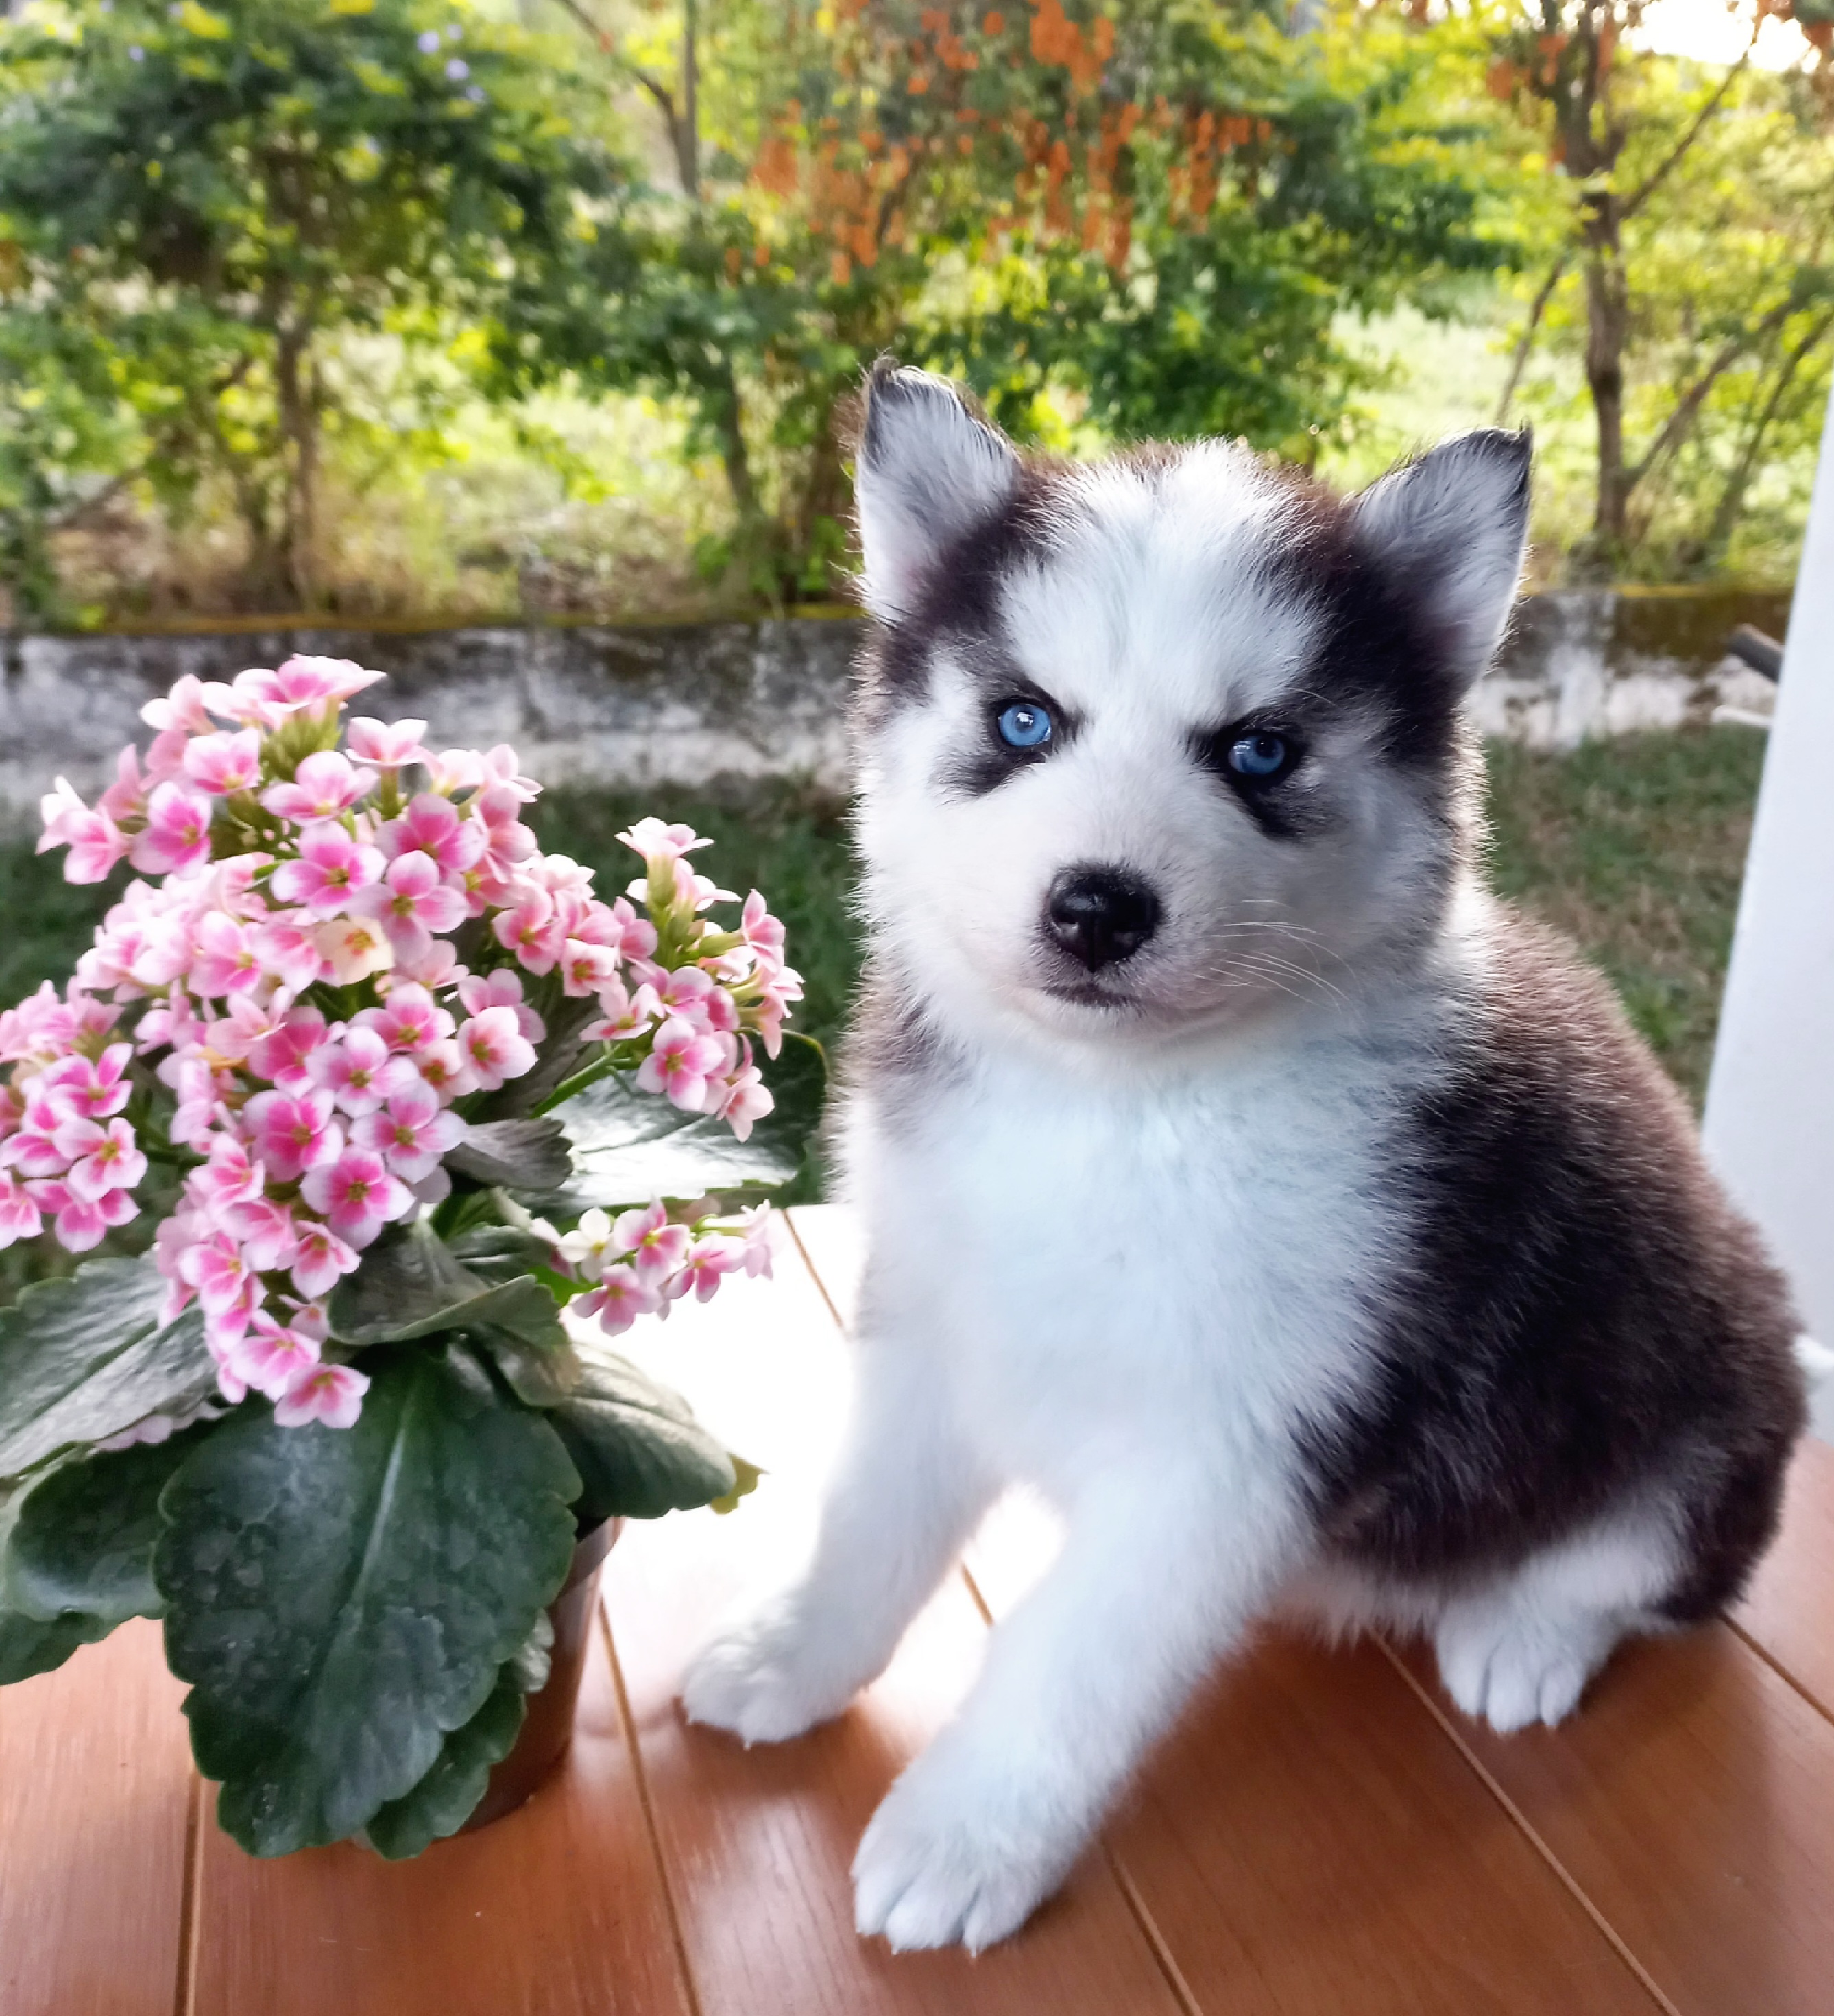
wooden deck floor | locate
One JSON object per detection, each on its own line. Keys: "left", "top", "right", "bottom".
{"left": 5, "top": 1203, "right": 1834, "bottom": 2016}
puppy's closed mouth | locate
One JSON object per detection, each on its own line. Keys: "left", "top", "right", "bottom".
{"left": 1041, "top": 979, "right": 1137, "bottom": 1009}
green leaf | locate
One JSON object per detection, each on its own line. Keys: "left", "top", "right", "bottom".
{"left": 156, "top": 1344, "right": 581, "bottom": 1856}
{"left": 468, "top": 1323, "right": 583, "bottom": 1408}
{"left": 444, "top": 1119, "right": 574, "bottom": 1191}
{"left": 0, "top": 1259, "right": 215, "bottom": 1484}
{"left": 540, "top": 1036, "right": 826, "bottom": 1210}
{"left": 450, "top": 1225, "right": 577, "bottom": 1304}
{"left": 0, "top": 1607, "right": 110, "bottom": 1685}
{"left": 548, "top": 1344, "right": 738, "bottom": 1522}
{"left": 362, "top": 1665, "right": 527, "bottom": 1861}
{"left": 4, "top": 1430, "right": 201, "bottom": 1626}
{"left": 328, "top": 1221, "right": 568, "bottom": 1349}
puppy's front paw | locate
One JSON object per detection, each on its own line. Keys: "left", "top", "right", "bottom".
{"left": 1435, "top": 1604, "right": 1620, "bottom": 1734}
{"left": 680, "top": 1599, "right": 860, "bottom": 1744}
{"left": 852, "top": 1749, "right": 1075, "bottom": 1953}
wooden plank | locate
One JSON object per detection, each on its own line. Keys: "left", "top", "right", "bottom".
{"left": 603, "top": 1234, "right": 1188, "bottom": 2016}
{"left": 188, "top": 1599, "right": 692, "bottom": 2016}
{"left": 0, "top": 1617, "right": 194, "bottom": 2016}
{"left": 962, "top": 1495, "right": 1659, "bottom": 2016}
{"left": 1396, "top": 1622, "right": 1834, "bottom": 2016}
{"left": 1733, "top": 1432, "right": 1834, "bottom": 1716}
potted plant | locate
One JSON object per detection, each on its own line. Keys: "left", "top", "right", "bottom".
{"left": 0, "top": 656, "right": 819, "bottom": 1858}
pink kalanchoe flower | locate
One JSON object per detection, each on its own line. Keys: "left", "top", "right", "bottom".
{"left": 426, "top": 748, "right": 484, "bottom": 795}
{"left": 98, "top": 747, "right": 149, "bottom": 826}
{"left": 252, "top": 915, "right": 327, "bottom": 993}
{"left": 314, "top": 915, "right": 394, "bottom": 985}
{"left": 243, "top": 655, "right": 383, "bottom": 717}
{"left": 141, "top": 675, "right": 219, "bottom": 736}
{"left": 1, "top": 1088, "right": 74, "bottom": 1178}
{"left": 576, "top": 1264, "right": 661, "bottom": 1336}
{"left": 300, "top": 1148, "right": 414, "bottom": 1249}
{"left": 634, "top": 1016, "right": 729, "bottom": 1114}
{"left": 176, "top": 1231, "right": 252, "bottom": 1316}
{"left": 352, "top": 1081, "right": 466, "bottom": 1183}
{"left": 394, "top": 935, "right": 463, "bottom": 990}
{"left": 188, "top": 911, "right": 263, "bottom": 997}
{"left": 224, "top": 1193, "right": 298, "bottom": 1273}
{"left": 351, "top": 851, "right": 467, "bottom": 961}
{"left": 38, "top": 779, "right": 130, "bottom": 884}
{"left": 456, "top": 968, "right": 544, "bottom": 1043}
{"left": 31, "top": 1178, "right": 136, "bottom": 1251}
{"left": 54, "top": 1117, "right": 145, "bottom": 1201}
{"left": 226, "top": 1312, "right": 323, "bottom": 1402}
{"left": 307, "top": 1027, "right": 416, "bottom": 1118}
{"left": 455, "top": 1005, "right": 536, "bottom": 1092}
{"left": 182, "top": 730, "right": 263, "bottom": 797}
{"left": 274, "top": 1362, "right": 369, "bottom": 1430}
{"left": 290, "top": 1220, "right": 361, "bottom": 1299}
{"left": 0, "top": 1173, "right": 43, "bottom": 1248}
{"left": 617, "top": 817, "right": 711, "bottom": 862}
{"left": 352, "top": 983, "right": 453, "bottom": 1054}
{"left": 260, "top": 750, "right": 376, "bottom": 823}
{"left": 380, "top": 793, "right": 485, "bottom": 874}
{"left": 189, "top": 1133, "right": 265, "bottom": 1216}
{"left": 40, "top": 1044, "right": 132, "bottom": 1120}
{"left": 269, "top": 822, "right": 385, "bottom": 920}
{"left": 243, "top": 1086, "right": 343, "bottom": 1181}
{"left": 413, "top": 1037, "right": 468, "bottom": 1103}
{"left": 675, "top": 1235, "right": 743, "bottom": 1304}
{"left": 610, "top": 1200, "right": 693, "bottom": 1284}
{"left": 346, "top": 717, "right": 432, "bottom": 770}
{"left": 740, "top": 890, "right": 786, "bottom": 960}
{"left": 480, "top": 745, "right": 540, "bottom": 802}
{"left": 581, "top": 978, "right": 661, "bottom": 1044}
{"left": 708, "top": 1049, "right": 774, "bottom": 1142}
{"left": 558, "top": 937, "right": 620, "bottom": 998}
{"left": 244, "top": 1005, "right": 330, "bottom": 1090}
{"left": 471, "top": 787, "right": 537, "bottom": 888}
{"left": 130, "top": 781, "right": 215, "bottom": 876}
{"left": 492, "top": 887, "right": 565, "bottom": 975}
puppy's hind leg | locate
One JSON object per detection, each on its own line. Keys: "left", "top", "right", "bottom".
{"left": 682, "top": 1322, "right": 996, "bottom": 1745}
{"left": 1432, "top": 1501, "right": 1680, "bottom": 1735}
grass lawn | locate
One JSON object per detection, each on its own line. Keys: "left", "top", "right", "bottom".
{"left": 0, "top": 723, "right": 1765, "bottom": 1155}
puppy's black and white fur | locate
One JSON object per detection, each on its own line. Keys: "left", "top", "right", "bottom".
{"left": 684, "top": 363, "right": 1807, "bottom": 1951}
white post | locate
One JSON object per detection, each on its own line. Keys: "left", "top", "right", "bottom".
{"left": 1704, "top": 382, "right": 1834, "bottom": 1440}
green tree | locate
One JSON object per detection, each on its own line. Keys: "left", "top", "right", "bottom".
{"left": 508, "top": 0, "right": 1518, "bottom": 599}
{"left": 0, "top": 0, "right": 629, "bottom": 614}
{"left": 1485, "top": 0, "right": 1834, "bottom": 572}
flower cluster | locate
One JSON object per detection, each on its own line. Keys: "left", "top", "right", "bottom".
{"left": 538, "top": 1197, "right": 774, "bottom": 1338}
{"left": 5, "top": 656, "right": 801, "bottom": 1430}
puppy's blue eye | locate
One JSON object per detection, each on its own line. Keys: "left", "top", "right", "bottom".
{"left": 997, "top": 701, "right": 1053, "bottom": 750}
{"left": 1227, "top": 732, "right": 1292, "bottom": 780}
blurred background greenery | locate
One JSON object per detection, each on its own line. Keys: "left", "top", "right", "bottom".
{"left": 1, "top": 0, "right": 1830, "bottom": 627}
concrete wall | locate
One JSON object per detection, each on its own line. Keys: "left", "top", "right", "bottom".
{"left": 0, "top": 585, "right": 1790, "bottom": 829}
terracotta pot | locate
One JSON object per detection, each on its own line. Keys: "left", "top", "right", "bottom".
{"left": 460, "top": 1518, "right": 623, "bottom": 1833}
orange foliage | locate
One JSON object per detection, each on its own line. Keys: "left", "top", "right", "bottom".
{"left": 983, "top": 9, "right": 1006, "bottom": 33}
{"left": 1030, "top": 0, "right": 1108, "bottom": 93}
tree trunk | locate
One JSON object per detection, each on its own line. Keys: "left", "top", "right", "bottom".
{"left": 275, "top": 323, "right": 318, "bottom": 610}
{"left": 1581, "top": 191, "right": 1630, "bottom": 556}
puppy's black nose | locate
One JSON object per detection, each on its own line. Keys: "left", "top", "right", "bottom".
{"left": 1046, "top": 867, "right": 1161, "bottom": 972}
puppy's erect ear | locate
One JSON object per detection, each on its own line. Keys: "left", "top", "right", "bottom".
{"left": 1351, "top": 429, "right": 1532, "bottom": 688}
{"left": 854, "top": 360, "right": 1019, "bottom": 621}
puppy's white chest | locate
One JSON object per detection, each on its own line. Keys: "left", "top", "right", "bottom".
{"left": 863, "top": 1049, "right": 1393, "bottom": 1486}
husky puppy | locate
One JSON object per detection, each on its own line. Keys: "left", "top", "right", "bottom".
{"left": 682, "top": 363, "right": 1806, "bottom": 1952}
